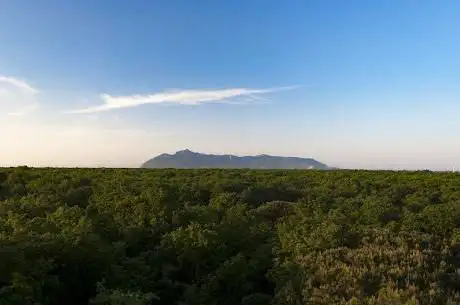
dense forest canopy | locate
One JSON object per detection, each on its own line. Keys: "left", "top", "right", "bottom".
{"left": 1, "top": 167, "right": 460, "bottom": 304}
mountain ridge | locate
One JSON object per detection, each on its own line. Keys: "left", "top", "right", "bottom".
{"left": 141, "top": 149, "right": 330, "bottom": 169}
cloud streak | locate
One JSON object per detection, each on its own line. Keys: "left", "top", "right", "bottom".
{"left": 66, "top": 86, "right": 299, "bottom": 114}
{"left": 0, "top": 76, "right": 39, "bottom": 116}
{"left": 0, "top": 76, "right": 38, "bottom": 94}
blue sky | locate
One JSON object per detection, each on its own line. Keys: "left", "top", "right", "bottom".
{"left": 0, "top": 0, "right": 459, "bottom": 169}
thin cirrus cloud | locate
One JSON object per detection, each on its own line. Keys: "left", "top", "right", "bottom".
{"left": 0, "top": 76, "right": 38, "bottom": 94}
{"left": 0, "top": 76, "right": 39, "bottom": 116}
{"left": 66, "top": 86, "right": 299, "bottom": 114}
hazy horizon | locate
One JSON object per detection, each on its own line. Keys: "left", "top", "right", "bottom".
{"left": 1, "top": 1, "right": 460, "bottom": 170}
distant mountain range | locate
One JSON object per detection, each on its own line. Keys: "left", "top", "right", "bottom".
{"left": 141, "top": 149, "right": 330, "bottom": 169}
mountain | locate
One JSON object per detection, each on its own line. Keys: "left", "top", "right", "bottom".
{"left": 141, "top": 149, "right": 330, "bottom": 169}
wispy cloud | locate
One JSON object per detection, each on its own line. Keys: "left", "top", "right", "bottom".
{"left": 66, "top": 86, "right": 299, "bottom": 114}
{"left": 0, "top": 76, "right": 39, "bottom": 116}
{"left": 0, "top": 76, "right": 38, "bottom": 94}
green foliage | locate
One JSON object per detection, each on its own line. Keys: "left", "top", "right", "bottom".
{"left": 0, "top": 168, "right": 460, "bottom": 304}
{"left": 90, "top": 283, "right": 159, "bottom": 305}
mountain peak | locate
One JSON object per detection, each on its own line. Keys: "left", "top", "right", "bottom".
{"left": 175, "top": 149, "right": 195, "bottom": 155}
{"left": 141, "top": 150, "right": 330, "bottom": 169}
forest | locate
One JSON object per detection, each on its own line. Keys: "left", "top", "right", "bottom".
{"left": 1, "top": 167, "right": 460, "bottom": 305}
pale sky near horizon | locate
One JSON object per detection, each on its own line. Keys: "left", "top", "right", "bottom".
{"left": 1, "top": 1, "right": 460, "bottom": 170}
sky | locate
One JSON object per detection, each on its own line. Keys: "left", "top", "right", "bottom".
{"left": 0, "top": 0, "right": 460, "bottom": 169}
